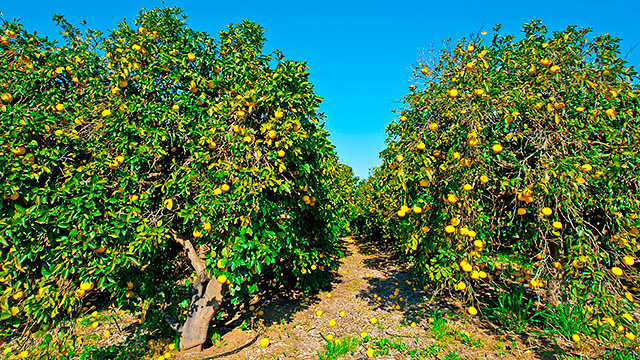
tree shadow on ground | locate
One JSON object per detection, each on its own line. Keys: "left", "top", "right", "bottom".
{"left": 351, "top": 235, "right": 576, "bottom": 360}
{"left": 203, "top": 240, "right": 353, "bottom": 351}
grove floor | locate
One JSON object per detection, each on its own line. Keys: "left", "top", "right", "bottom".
{"left": 159, "top": 237, "right": 608, "bottom": 360}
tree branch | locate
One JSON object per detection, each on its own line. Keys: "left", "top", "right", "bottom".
{"left": 170, "top": 231, "right": 207, "bottom": 276}
{"left": 164, "top": 308, "right": 183, "bottom": 334}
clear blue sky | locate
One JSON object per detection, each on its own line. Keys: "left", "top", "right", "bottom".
{"left": 2, "top": 1, "right": 639, "bottom": 179}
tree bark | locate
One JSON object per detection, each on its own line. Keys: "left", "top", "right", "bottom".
{"left": 179, "top": 275, "right": 225, "bottom": 351}
{"left": 170, "top": 231, "right": 226, "bottom": 352}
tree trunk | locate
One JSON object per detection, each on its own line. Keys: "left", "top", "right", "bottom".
{"left": 169, "top": 231, "right": 226, "bottom": 352}
{"left": 179, "top": 277, "right": 225, "bottom": 351}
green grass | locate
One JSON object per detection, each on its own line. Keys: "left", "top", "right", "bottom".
{"left": 371, "top": 336, "right": 408, "bottom": 354}
{"left": 317, "top": 335, "right": 362, "bottom": 360}
{"left": 539, "top": 302, "right": 589, "bottom": 339}
{"left": 485, "top": 285, "right": 538, "bottom": 333}
{"left": 431, "top": 310, "right": 450, "bottom": 340}
{"left": 407, "top": 344, "right": 441, "bottom": 359}
{"left": 599, "top": 349, "right": 640, "bottom": 360}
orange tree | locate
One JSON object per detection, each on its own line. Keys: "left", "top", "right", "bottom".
{"left": 0, "top": 7, "right": 343, "bottom": 352}
{"left": 318, "top": 157, "right": 359, "bottom": 236}
{"left": 362, "top": 21, "right": 640, "bottom": 339}
{"left": 354, "top": 164, "right": 404, "bottom": 245}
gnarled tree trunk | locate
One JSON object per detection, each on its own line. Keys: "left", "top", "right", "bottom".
{"left": 169, "top": 231, "right": 226, "bottom": 352}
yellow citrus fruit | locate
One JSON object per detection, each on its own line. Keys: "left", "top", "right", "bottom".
{"left": 366, "top": 348, "right": 374, "bottom": 358}
{"left": 479, "top": 175, "right": 489, "bottom": 184}
{"left": 416, "top": 141, "right": 426, "bottom": 150}
{"left": 267, "top": 129, "right": 277, "bottom": 139}
{"left": 461, "top": 262, "right": 473, "bottom": 272}
{"left": 10, "top": 146, "right": 26, "bottom": 156}
{"left": 397, "top": 210, "right": 406, "bottom": 218}
{"left": 1, "top": 93, "right": 14, "bottom": 102}
{"left": 445, "top": 225, "right": 455, "bottom": 234}
{"left": 447, "top": 89, "right": 458, "bottom": 98}
{"left": 412, "top": 206, "right": 422, "bottom": 214}
{"left": 458, "top": 282, "right": 467, "bottom": 290}
{"left": 552, "top": 222, "right": 562, "bottom": 229}
{"left": 328, "top": 319, "right": 336, "bottom": 327}
{"left": 463, "top": 184, "right": 473, "bottom": 191}
{"left": 217, "top": 274, "right": 228, "bottom": 284}
{"left": 540, "top": 58, "right": 552, "bottom": 67}
{"left": 467, "top": 306, "right": 478, "bottom": 316}
{"left": 581, "top": 164, "right": 593, "bottom": 172}
{"left": 221, "top": 184, "right": 230, "bottom": 192}
{"left": 517, "top": 208, "right": 527, "bottom": 215}
{"left": 549, "top": 65, "right": 561, "bottom": 74}
{"left": 101, "top": 109, "right": 112, "bottom": 117}
{"left": 274, "top": 110, "right": 284, "bottom": 119}
{"left": 326, "top": 334, "right": 334, "bottom": 341}
{"left": 428, "top": 122, "right": 438, "bottom": 130}
{"left": 339, "top": 311, "right": 345, "bottom": 317}
{"left": 277, "top": 150, "right": 285, "bottom": 158}
{"left": 553, "top": 262, "right": 562, "bottom": 269}
{"left": 473, "top": 240, "right": 483, "bottom": 248}
{"left": 260, "top": 338, "right": 270, "bottom": 347}
{"left": 541, "top": 207, "right": 553, "bottom": 216}
{"left": 11, "top": 291, "right": 23, "bottom": 301}
{"left": 612, "top": 267, "right": 623, "bottom": 276}
{"left": 193, "top": 230, "right": 202, "bottom": 238}
{"left": 187, "top": 53, "right": 196, "bottom": 61}
{"left": 571, "top": 334, "right": 580, "bottom": 342}
{"left": 625, "top": 332, "right": 636, "bottom": 341}
{"left": 80, "top": 282, "right": 94, "bottom": 291}
{"left": 623, "top": 256, "right": 635, "bottom": 266}
{"left": 492, "top": 144, "right": 503, "bottom": 153}
{"left": 316, "top": 310, "right": 323, "bottom": 316}
{"left": 370, "top": 317, "right": 378, "bottom": 325}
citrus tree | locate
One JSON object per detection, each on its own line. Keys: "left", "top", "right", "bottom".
{"left": 0, "top": 7, "right": 343, "bottom": 352}
{"left": 363, "top": 21, "right": 640, "bottom": 338}
{"left": 318, "top": 157, "right": 359, "bottom": 236}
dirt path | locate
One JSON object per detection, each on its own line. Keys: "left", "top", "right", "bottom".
{"left": 172, "top": 237, "right": 580, "bottom": 360}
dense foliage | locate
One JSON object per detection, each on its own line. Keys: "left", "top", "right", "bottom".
{"left": 357, "top": 21, "right": 640, "bottom": 340}
{"left": 0, "top": 7, "right": 348, "bottom": 351}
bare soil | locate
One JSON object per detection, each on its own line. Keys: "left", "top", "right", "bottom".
{"left": 161, "top": 237, "right": 612, "bottom": 360}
